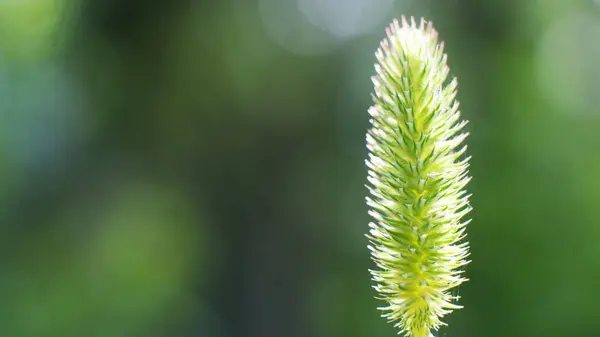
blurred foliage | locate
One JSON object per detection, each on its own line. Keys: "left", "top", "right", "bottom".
{"left": 0, "top": 181, "right": 204, "bottom": 337}
{"left": 0, "top": 0, "right": 599, "bottom": 336}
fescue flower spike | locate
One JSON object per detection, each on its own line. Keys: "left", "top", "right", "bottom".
{"left": 366, "top": 17, "right": 471, "bottom": 337}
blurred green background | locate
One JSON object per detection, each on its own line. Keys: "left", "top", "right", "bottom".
{"left": 0, "top": 0, "right": 599, "bottom": 336}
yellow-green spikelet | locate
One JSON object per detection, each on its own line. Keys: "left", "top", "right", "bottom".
{"left": 366, "top": 17, "right": 471, "bottom": 337}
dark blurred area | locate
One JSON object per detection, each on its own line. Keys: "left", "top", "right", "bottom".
{"left": 1, "top": 0, "right": 600, "bottom": 336}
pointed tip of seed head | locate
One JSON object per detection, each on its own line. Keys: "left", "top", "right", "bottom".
{"left": 374, "top": 48, "right": 383, "bottom": 59}
{"left": 427, "top": 21, "right": 438, "bottom": 38}
{"left": 385, "top": 26, "right": 393, "bottom": 39}
{"left": 400, "top": 15, "right": 408, "bottom": 28}
{"left": 392, "top": 17, "right": 401, "bottom": 32}
{"left": 378, "top": 39, "right": 389, "bottom": 54}
{"left": 371, "top": 75, "right": 379, "bottom": 86}
{"left": 419, "top": 17, "right": 426, "bottom": 30}
{"left": 386, "top": 16, "right": 441, "bottom": 47}
{"left": 426, "top": 19, "right": 433, "bottom": 30}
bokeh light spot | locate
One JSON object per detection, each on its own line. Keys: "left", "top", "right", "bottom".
{"left": 0, "top": 0, "right": 70, "bottom": 61}
{"left": 298, "top": 0, "right": 395, "bottom": 40}
{"left": 259, "top": 0, "right": 339, "bottom": 55}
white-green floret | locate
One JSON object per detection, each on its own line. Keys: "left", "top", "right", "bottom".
{"left": 366, "top": 16, "right": 471, "bottom": 337}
